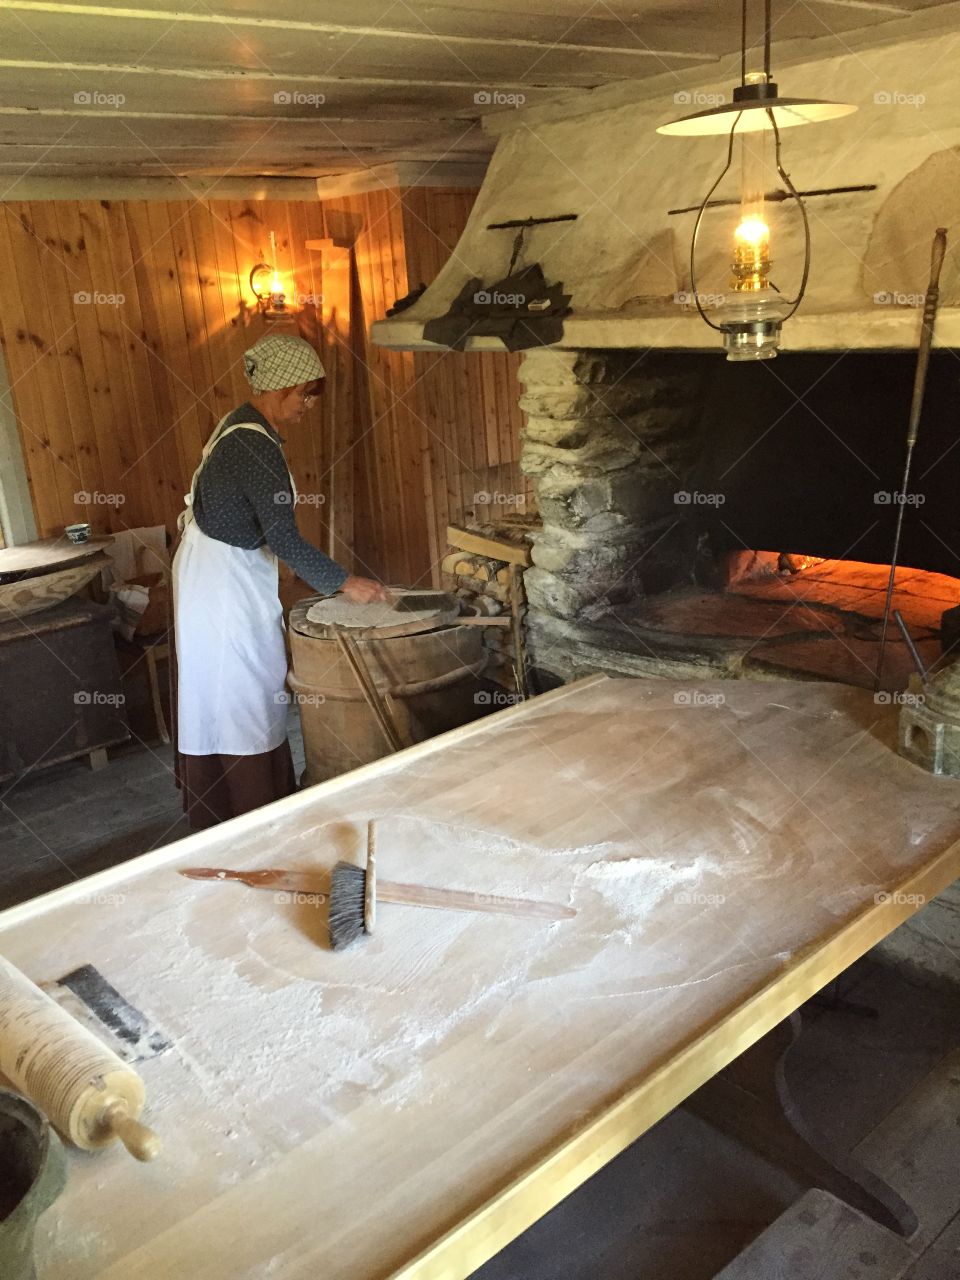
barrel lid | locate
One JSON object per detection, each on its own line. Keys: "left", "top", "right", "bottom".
{"left": 289, "top": 589, "right": 461, "bottom": 640}
{"left": 0, "top": 535, "right": 113, "bottom": 585}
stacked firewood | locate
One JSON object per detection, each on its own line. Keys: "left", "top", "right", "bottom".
{"left": 442, "top": 518, "right": 538, "bottom": 692}
{"left": 442, "top": 552, "right": 512, "bottom": 604}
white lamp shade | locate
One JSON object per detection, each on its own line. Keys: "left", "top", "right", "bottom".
{"left": 658, "top": 97, "right": 858, "bottom": 136}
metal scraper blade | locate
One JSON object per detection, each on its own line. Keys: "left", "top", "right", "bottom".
{"left": 390, "top": 590, "right": 444, "bottom": 612}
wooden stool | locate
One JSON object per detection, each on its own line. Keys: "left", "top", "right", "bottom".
{"left": 111, "top": 533, "right": 173, "bottom": 747}
{"left": 143, "top": 639, "right": 171, "bottom": 745}
{"left": 115, "top": 634, "right": 171, "bottom": 746}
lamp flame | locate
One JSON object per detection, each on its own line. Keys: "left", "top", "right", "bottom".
{"left": 734, "top": 216, "right": 770, "bottom": 247}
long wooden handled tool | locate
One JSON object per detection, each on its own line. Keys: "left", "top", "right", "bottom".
{"left": 332, "top": 625, "right": 406, "bottom": 752}
{"left": 874, "top": 227, "right": 948, "bottom": 691}
{"left": 179, "top": 865, "right": 575, "bottom": 924}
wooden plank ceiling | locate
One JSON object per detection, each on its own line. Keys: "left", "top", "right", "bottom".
{"left": 0, "top": 0, "right": 949, "bottom": 183}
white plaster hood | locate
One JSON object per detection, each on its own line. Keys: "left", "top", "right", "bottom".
{"left": 373, "top": 5, "right": 960, "bottom": 354}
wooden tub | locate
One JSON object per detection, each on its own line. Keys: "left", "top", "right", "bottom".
{"left": 288, "top": 599, "right": 488, "bottom": 784}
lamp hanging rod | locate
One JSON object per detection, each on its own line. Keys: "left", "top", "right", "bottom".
{"left": 741, "top": 0, "right": 772, "bottom": 84}
{"left": 741, "top": 0, "right": 747, "bottom": 86}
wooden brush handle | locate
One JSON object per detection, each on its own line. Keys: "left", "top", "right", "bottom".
{"left": 377, "top": 880, "right": 575, "bottom": 920}
{"left": 364, "top": 820, "right": 377, "bottom": 934}
{"left": 181, "top": 869, "right": 327, "bottom": 896}
{"left": 182, "top": 867, "right": 575, "bottom": 920}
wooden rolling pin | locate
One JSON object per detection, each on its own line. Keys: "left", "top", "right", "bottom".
{"left": 0, "top": 954, "right": 162, "bottom": 1161}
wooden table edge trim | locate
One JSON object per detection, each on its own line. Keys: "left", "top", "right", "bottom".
{"left": 390, "top": 834, "right": 960, "bottom": 1280}
{"left": 0, "top": 674, "right": 609, "bottom": 930}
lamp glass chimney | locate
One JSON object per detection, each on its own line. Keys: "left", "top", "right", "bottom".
{"left": 732, "top": 83, "right": 770, "bottom": 294}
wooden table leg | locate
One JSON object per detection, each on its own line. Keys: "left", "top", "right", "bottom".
{"left": 684, "top": 1012, "right": 918, "bottom": 1238}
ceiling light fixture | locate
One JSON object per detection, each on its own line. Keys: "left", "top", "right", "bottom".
{"left": 658, "top": 0, "right": 857, "bottom": 360}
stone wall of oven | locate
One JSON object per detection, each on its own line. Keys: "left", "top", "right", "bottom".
{"left": 518, "top": 347, "right": 711, "bottom": 682}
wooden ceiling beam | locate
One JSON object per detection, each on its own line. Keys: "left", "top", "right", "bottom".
{"left": 0, "top": 0, "right": 718, "bottom": 63}
{"left": 313, "top": 160, "right": 488, "bottom": 197}
{"left": 0, "top": 57, "right": 560, "bottom": 92}
{"left": 0, "top": 160, "right": 489, "bottom": 194}
{"left": 0, "top": 175, "right": 324, "bottom": 199}
{"left": 0, "top": 105, "right": 483, "bottom": 126}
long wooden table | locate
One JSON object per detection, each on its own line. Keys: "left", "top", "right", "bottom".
{"left": 4, "top": 674, "right": 960, "bottom": 1278}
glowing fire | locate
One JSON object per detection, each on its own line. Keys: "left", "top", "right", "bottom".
{"left": 784, "top": 554, "right": 826, "bottom": 572}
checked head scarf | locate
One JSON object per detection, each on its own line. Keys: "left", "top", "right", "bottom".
{"left": 243, "top": 334, "right": 325, "bottom": 392}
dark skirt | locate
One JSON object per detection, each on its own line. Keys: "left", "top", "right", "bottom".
{"left": 170, "top": 614, "right": 297, "bottom": 831}
{"left": 176, "top": 742, "right": 297, "bottom": 831}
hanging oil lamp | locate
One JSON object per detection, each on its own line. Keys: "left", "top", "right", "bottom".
{"left": 658, "top": 0, "right": 856, "bottom": 360}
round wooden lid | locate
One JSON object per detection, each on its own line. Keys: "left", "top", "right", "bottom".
{"left": 0, "top": 536, "right": 114, "bottom": 585}
{"left": 289, "top": 589, "right": 461, "bottom": 640}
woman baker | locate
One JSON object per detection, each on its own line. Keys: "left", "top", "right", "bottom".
{"left": 173, "top": 333, "right": 388, "bottom": 830}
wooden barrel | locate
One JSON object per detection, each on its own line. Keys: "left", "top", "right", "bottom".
{"left": 288, "top": 604, "right": 488, "bottom": 784}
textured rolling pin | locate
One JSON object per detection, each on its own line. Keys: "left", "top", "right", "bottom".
{"left": 0, "top": 954, "right": 161, "bottom": 1162}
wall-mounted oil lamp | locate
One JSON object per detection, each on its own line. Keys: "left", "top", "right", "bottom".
{"left": 249, "top": 231, "right": 288, "bottom": 318}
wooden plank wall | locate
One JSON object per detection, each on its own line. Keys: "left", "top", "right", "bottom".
{"left": 318, "top": 186, "right": 531, "bottom": 587}
{"left": 0, "top": 198, "right": 357, "bottom": 568}
{"left": 320, "top": 188, "right": 422, "bottom": 588}
{"left": 400, "top": 187, "right": 534, "bottom": 582}
{"left": 0, "top": 189, "right": 527, "bottom": 588}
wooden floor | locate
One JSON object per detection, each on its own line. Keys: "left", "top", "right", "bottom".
{"left": 0, "top": 711, "right": 305, "bottom": 911}
{"left": 0, "top": 708, "right": 958, "bottom": 1278}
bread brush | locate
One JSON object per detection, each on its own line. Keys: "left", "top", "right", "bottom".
{"left": 180, "top": 821, "right": 575, "bottom": 953}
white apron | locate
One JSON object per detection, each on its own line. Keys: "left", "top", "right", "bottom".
{"left": 173, "top": 416, "right": 296, "bottom": 757}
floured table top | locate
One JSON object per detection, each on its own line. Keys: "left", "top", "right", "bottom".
{"left": 4, "top": 675, "right": 960, "bottom": 1280}
{"left": 291, "top": 589, "right": 460, "bottom": 639}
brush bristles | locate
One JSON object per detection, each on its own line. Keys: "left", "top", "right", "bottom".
{"left": 328, "top": 861, "right": 367, "bottom": 950}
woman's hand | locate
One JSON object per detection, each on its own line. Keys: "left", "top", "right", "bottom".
{"left": 340, "top": 575, "right": 391, "bottom": 604}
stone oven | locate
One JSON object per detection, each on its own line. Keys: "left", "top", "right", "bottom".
{"left": 373, "top": 7, "right": 960, "bottom": 691}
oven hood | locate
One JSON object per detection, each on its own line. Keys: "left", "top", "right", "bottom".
{"left": 372, "top": 4, "right": 960, "bottom": 354}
